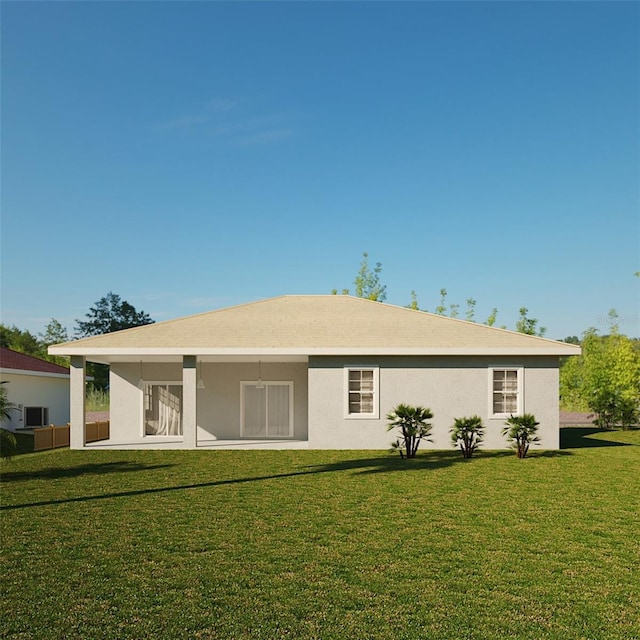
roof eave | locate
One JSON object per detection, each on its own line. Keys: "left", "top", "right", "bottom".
{"left": 49, "top": 346, "right": 581, "bottom": 358}
{"left": 0, "top": 367, "right": 71, "bottom": 379}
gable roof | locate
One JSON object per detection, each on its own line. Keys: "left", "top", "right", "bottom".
{"left": 0, "top": 347, "right": 70, "bottom": 376}
{"left": 49, "top": 295, "right": 581, "bottom": 361}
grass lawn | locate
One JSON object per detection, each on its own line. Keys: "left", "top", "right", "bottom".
{"left": 1, "top": 428, "right": 639, "bottom": 640}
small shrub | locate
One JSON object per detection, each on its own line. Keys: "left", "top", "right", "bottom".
{"left": 0, "top": 428, "right": 17, "bottom": 460}
{"left": 502, "top": 413, "right": 540, "bottom": 458}
{"left": 451, "top": 415, "right": 484, "bottom": 458}
{"left": 387, "top": 404, "right": 433, "bottom": 458}
{"left": 589, "top": 388, "right": 639, "bottom": 430}
{"left": 617, "top": 396, "right": 640, "bottom": 430}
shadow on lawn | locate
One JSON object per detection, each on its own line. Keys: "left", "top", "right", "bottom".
{"left": 0, "top": 461, "right": 175, "bottom": 483}
{"left": 1, "top": 449, "right": 570, "bottom": 512}
{"left": 301, "top": 449, "right": 557, "bottom": 473}
{"left": 560, "top": 426, "right": 634, "bottom": 449}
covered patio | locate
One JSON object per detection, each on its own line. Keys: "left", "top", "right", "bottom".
{"left": 66, "top": 354, "right": 310, "bottom": 450}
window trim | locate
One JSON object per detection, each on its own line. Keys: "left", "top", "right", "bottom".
{"left": 141, "top": 380, "right": 184, "bottom": 438}
{"left": 344, "top": 366, "right": 380, "bottom": 420}
{"left": 488, "top": 366, "right": 524, "bottom": 418}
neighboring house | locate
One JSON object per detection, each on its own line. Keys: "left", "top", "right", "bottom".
{"left": 0, "top": 347, "right": 70, "bottom": 431}
{"left": 49, "top": 295, "right": 581, "bottom": 451}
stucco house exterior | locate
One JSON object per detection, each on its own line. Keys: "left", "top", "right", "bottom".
{"left": 49, "top": 295, "right": 580, "bottom": 451}
{"left": 0, "top": 347, "right": 70, "bottom": 431}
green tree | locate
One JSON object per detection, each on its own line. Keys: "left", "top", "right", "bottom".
{"left": 353, "top": 252, "right": 387, "bottom": 301}
{"left": 450, "top": 415, "right": 484, "bottom": 458}
{"left": 560, "top": 328, "right": 640, "bottom": 413}
{"left": 332, "top": 253, "right": 386, "bottom": 301}
{"left": 407, "top": 290, "right": 420, "bottom": 310}
{"left": 435, "top": 289, "right": 447, "bottom": 315}
{"left": 465, "top": 298, "right": 477, "bottom": 322}
{"left": 485, "top": 308, "right": 498, "bottom": 326}
{"left": 516, "top": 307, "right": 546, "bottom": 337}
{"left": 589, "top": 388, "right": 638, "bottom": 430}
{"left": 387, "top": 404, "right": 433, "bottom": 458}
{"left": 75, "top": 292, "right": 154, "bottom": 390}
{"left": 39, "top": 319, "right": 69, "bottom": 366}
{"left": 40, "top": 318, "right": 68, "bottom": 346}
{"left": 75, "top": 292, "right": 154, "bottom": 338}
{"left": 0, "top": 324, "right": 44, "bottom": 358}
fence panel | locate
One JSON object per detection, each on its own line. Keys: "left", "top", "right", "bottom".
{"left": 85, "top": 421, "right": 109, "bottom": 443}
{"left": 33, "top": 421, "right": 109, "bottom": 451}
{"left": 33, "top": 425, "right": 68, "bottom": 451}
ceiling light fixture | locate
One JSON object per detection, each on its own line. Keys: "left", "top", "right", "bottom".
{"left": 137, "top": 360, "right": 144, "bottom": 390}
{"left": 256, "top": 360, "right": 264, "bottom": 389}
{"left": 197, "top": 360, "right": 205, "bottom": 389}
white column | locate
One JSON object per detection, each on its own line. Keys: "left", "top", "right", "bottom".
{"left": 70, "top": 356, "right": 86, "bottom": 449}
{"left": 182, "top": 356, "right": 197, "bottom": 448}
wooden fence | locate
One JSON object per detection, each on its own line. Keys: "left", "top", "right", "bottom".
{"left": 33, "top": 421, "right": 110, "bottom": 452}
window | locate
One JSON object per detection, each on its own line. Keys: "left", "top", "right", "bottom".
{"left": 345, "top": 367, "right": 379, "bottom": 418}
{"left": 241, "top": 382, "right": 293, "bottom": 438}
{"left": 24, "top": 407, "right": 49, "bottom": 428}
{"left": 490, "top": 368, "right": 523, "bottom": 416}
{"left": 144, "top": 384, "right": 183, "bottom": 436}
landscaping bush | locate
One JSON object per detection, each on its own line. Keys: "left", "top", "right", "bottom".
{"left": 589, "top": 388, "right": 639, "bottom": 430}
{"left": 503, "top": 413, "right": 540, "bottom": 458}
{"left": 387, "top": 403, "right": 433, "bottom": 458}
{"left": 450, "top": 415, "right": 484, "bottom": 458}
{"left": 0, "top": 427, "right": 17, "bottom": 459}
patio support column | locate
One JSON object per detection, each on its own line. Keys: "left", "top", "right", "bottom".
{"left": 69, "top": 356, "right": 86, "bottom": 449}
{"left": 182, "top": 355, "right": 197, "bottom": 448}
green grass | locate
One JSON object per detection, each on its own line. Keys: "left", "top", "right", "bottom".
{"left": 1, "top": 428, "right": 639, "bottom": 640}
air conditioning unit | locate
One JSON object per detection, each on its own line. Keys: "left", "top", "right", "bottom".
{"left": 24, "top": 407, "right": 49, "bottom": 428}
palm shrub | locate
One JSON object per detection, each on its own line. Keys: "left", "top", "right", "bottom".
{"left": 0, "top": 428, "right": 17, "bottom": 460}
{"left": 387, "top": 403, "right": 433, "bottom": 458}
{"left": 451, "top": 415, "right": 484, "bottom": 458}
{"left": 0, "top": 381, "right": 19, "bottom": 459}
{"left": 502, "top": 413, "right": 540, "bottom": 458}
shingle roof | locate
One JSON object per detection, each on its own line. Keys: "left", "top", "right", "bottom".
{"left": 0, "top": 347, "right": 70, "bottom": 375}
{"left": 49, "top": 295, "right": 580, "bottom": 357}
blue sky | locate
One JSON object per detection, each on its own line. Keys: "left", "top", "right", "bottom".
{"left": 1, "top": 1, "right": 639, "bottom": 340}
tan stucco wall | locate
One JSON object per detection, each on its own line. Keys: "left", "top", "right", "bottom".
{"left": 308, "top": 356, "right": 560, "bottom": 450}
{"left": 0, "top": 372, "right": 70, "bottom": 431}
{"left": 110, "top": 362, "right": 308, "bottom": 444}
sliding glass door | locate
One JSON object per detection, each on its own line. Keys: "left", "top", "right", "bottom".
{"left": 241, "top": 382, "right": 293, "bottom": 438}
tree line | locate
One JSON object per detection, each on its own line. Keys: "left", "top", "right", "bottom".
{"left": 332, "top": 252, "right": 547, "bottom": 334}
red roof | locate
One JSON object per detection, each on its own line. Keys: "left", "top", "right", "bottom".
{"left": 0, "top": 347, "right": 70, "bottom": 376}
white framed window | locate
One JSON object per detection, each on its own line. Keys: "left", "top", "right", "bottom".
{"left": 143, "top": 382, "right": 183, "bottom": 436}
{"left": 489, "top": 367, "right": 523, "bottom": 417}
{"left": 344, "top": 367, "right": 379, "bottom": 419}
{"left": 241, "top": 382, "right": 294, "bottom": 438}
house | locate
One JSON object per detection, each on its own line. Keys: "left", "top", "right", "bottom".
{"left": 0, "top": 347, "right": 70, "bottom": 430}
{"left": 49, "top": 295, "right": 580, "bottom": 451}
